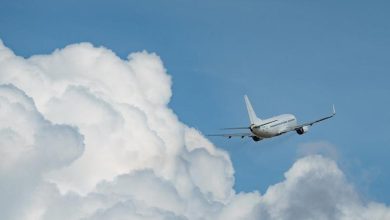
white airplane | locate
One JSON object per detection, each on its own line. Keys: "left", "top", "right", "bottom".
{"left": 209, "top": 95, "right": 336, "bottom": 142}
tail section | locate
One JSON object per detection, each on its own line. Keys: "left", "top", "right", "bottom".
{"left": 244, "top": 95, "right": 262, "bottom": 125}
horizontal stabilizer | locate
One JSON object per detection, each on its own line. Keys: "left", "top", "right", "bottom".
{"left": 220, "top": 126, "right": 249, "bottom": 130}
{"left": 207, "top": 133, "right": 253, "bottom": 138}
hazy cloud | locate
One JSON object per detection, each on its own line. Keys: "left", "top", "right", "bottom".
{"left": 297, "top": 141, "right": 339, "bottom": 160}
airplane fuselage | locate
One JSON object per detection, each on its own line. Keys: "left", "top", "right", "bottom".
{"left": 208, "top": 95, "right": 335, "bottom": 142}
{"left": 250, "top": 114, "right": 297, "bottom": 138}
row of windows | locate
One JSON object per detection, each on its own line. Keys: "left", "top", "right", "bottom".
{"left": 270, "top": 118, "right": 295, "bottom": 128}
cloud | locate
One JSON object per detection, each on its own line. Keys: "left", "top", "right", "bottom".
{"left": 297, "top": 141, "right": 339, "bottom": 160}
{"left": 0, "top": 84, "right": 84, "bottom": 220}
{"left": 256, "top": 155, "right": 390, "bottom": 220}
{"left": 0, "top": 39, "right": 389, "bottom": 220}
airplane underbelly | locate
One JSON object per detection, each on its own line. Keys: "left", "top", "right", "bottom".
{"left": 252, "top": 129, "right": 277, "bottom": 138}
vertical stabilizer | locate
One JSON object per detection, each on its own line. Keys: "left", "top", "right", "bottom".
{"left": 244, "top": 95, "right": 262, "bottom": 124}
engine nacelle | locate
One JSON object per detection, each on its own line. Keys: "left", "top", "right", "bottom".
{"left": 296, "top": 126, "right": 310, "bottom": 135}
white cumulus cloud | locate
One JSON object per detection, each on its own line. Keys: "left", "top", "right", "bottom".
{"left": 0, "top": 84, "right": 84, "bottom": 220}
{"left": 0, "top": 39, "right": 389, "bottom": 220}
{"left": 255, "top": 155, "right": 390, "bottom": 220}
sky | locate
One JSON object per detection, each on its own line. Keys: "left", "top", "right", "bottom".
{"left": 1, "top": 0, "right": 390, "bottom": 218}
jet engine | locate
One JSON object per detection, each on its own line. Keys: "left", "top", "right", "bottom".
{"left": 296, "top": 126, "right": 310, "bottom": 135}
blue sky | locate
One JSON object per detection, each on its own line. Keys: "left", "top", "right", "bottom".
{"left": 1, "top": 0, "right": 389, "bottom": 203}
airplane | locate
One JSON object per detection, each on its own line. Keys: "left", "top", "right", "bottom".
{"left": 208, "top": 95, "right": 336, "bottom": 142}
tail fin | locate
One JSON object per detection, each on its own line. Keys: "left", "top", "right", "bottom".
{"left": 244, "top": 95, "right": 262, "bottom": 124}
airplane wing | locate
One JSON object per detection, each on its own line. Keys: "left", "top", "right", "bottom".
{"left": 287, "top": 105, "right": 336, "bottom": 132}
{"left": 207, "top": 133, "right": 254, "bottom": 139}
